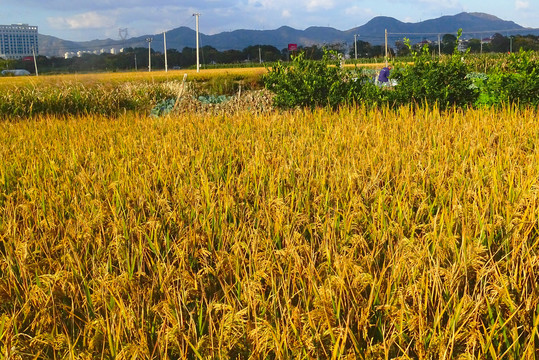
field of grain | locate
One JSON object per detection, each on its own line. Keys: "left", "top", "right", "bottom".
{"left": 0, "top": 68, "right": 270, "bottom": 119}
{"left": 0, "top": 68, "right": 266, "bottom": 88}
{"left": 1, "top": 99, "right": 538, "bottom": 358}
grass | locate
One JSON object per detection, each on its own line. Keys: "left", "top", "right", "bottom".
{"left": 1, "top": 103, "right": 538, "bottom": 359}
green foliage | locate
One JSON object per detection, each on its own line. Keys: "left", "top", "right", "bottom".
{"left": 263, "top": 51, "right": 343, "bottom": 109}
{"left": 466, "top": 50, "right": 539, "bottom": 107}
{"left": 0, "top": 58, "right": 16, "bottom": 71}
{"left": 150, "top": 98, "right": 176, "bottom": 117}
{"left": 465, "top": 72, "right": 497, "bottom": 106}
{"left": 390, "top": 31, "right": 479, "bottom": 109}
{"left": 263, "top": 50, "right": 377, "bottom": 109}
{"left": 496, "top": 50, "right": 539, "bottom": 106}
{"left": 263, "top": 32, "right": 539, "bottom": 111}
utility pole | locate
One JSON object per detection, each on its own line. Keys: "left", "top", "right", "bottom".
{"left": 134, "top": 54, "right": 137, "bottom": 71}
{"left": 438, "top": 34, "right": 441, "bottom": 57}
{"left": 32, "top": 47, "right": 38, "bottom": 76}
{"left": 354, "top": 34, "right": 359, "bottom": 60}
{"left": 193, "top": 13, "right": 200, "bottom": 73}
{"left": 164, "top": 31, "right": 168, "bottom": 72}
{"left": 146, "top": 37, "right": 153, "bottom": 72}
{"left": 384, "top": 29, "right": 388, "bottom": 67}
{"left": 259, "top": 46, "right": 262, "bottom": 64}
{"left": 510, "top": 36, "right": 513, "bottom": 53}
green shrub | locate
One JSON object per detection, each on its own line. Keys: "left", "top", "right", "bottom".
{"left": 263, "top": 50, "right": 377, "bottom": 109}
{"left": 466, "top": 51, "right": 538, "bottom": 107}
{"left": 390, "top": 31, "right": 479, "bottom": 109}
{"left": 465, "top": 72, "right": 498, "bottom": 106}
{"left": 496, "top": 50, "right": 538, "bottom": 106}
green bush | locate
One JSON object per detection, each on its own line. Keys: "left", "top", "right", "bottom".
{"left": 262, "top": 34, "right": 486, "bottom": 111}
{"left": 465, "top": 51, "right": 538, "bottom": 107}
{"left": 263, "top": 51, "right": 377, "bottom": 109}
{"left": 495, "top": 50, "right": 538, "bottom": 106}
{"left": 389, "top": 32, "right": 479, "bottom": 109}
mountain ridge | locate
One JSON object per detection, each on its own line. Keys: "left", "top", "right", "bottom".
{"left": 39, "top": 12, "right": 538, "bottom": 57}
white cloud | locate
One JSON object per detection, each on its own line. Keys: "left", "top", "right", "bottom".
{"left": 344, "top": 5, "right": 366, "bottom": 16}
{"left": 515, "top": 0, "right": 530, "bottom": 10}
{"left": 282, "top": 9, "right": 291, "bottom": 18}
{"left": 417, "top": 0, "right": 460, "bottom": 6}
{"left": 48, "top": 11, "right": 115, "bottom": 30}
{"left": 306, "top": 0, "right": 335, "bottom": 11}
{"left": 10, "top": 0, "right": 195, "bottom": 12}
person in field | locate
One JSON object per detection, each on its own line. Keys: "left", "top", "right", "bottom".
{"left": 378, "top": 66, "right": 391, "bottom": 86}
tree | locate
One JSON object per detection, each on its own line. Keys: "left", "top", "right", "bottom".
{"left": 468, "top": 38, "right": 482, "bottom": 53}
{"left": 166, "top": 49, "right": 182, "bottom": 68}
{"left": 513, "top": 35, "right": 539, "bottom": 51}
{"left": 243, "top": 45, "right": 281, "bottom": 62}
{"left": 490, "top": 33, "right": 510, "bottom": 53}
{"left": 441, "top": 34, "right": 457, "bottom": 54}
{"left": 201, "top": 45, "right": 220, "bottom": 64}
{"left": 218, "top": 49, "right": 243, "bottom": 63}
{"left": 325, "top": 42, "right": 347, "bottom": 54}
{"left": 348, "top": 40, "right": 383, "bottom": 58}
{"left": 181, "top": 47, "right": 197, "bottom": 67}
{"left": 301, "top": 45, "right": 324, "bottom": 60}
{"left": 395, "top": 40, "right": 410, "bottom": 56}
{"left": 373, "top": 45, "right": 390, "bottom": 58}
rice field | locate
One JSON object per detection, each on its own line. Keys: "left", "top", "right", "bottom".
{"left": 0, "top": 71, "right": 538, "bottom": 359}
{"left": 0, "top": 68, "right": 266, "bottom": 90}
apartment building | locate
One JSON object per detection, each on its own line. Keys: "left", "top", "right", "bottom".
{"left": 0, "top": 24, "right": 38, "bottom": 60}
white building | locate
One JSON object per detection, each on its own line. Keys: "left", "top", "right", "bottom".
{"left": 0, "top": 24, "right": 38, "bottom": 60}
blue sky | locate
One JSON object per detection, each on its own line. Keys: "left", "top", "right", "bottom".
{"left": 1, "top": 0, "right": 537, "bottom": 41}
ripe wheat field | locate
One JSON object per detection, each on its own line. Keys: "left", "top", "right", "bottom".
{"left": 0, "top": 76, "right": 538, "bottom": 359}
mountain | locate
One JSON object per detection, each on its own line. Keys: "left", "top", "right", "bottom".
{"left": 39, "top": 12, "right": 538, "bottom": 57}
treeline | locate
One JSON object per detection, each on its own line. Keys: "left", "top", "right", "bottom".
{"left": 1, "top": 33, "right": 538, "bottom": 74}
{"left": 394, "top": 33, "right": 539, "bottom": 56}
{"left": 2, "top": 44, "right": 343, "bottom": 74}
{"left": 2, "top": 45, "right": 288, "bottom": 74}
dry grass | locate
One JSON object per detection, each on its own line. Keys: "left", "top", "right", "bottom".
{"left": 0, "top": 105, "right": 538, "bottom": 359}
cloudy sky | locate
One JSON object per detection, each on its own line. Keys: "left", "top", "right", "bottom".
{"left": 1, "top": 0, "right": 537, "bottom": 41}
